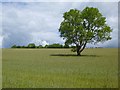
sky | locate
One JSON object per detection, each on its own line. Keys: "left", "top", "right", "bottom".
{"left": 0, "top": 0, "right": 119, "bottom": 48}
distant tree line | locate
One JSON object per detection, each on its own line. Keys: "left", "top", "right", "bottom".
{"left": 11, "top": 43, "right": 103, "bottom": 49}
{"left": 11, "top": 43, "right": 70, "bottom": 48}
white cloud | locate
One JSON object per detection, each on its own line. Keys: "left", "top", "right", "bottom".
{"left": 31, "top": 32, "right": 64, "bottom": 45}
{"left": 0, "top": 3, "right": 2, "bottom": 48}
{"left": 1, "top": 0, "right": 119, "bottom": 2}
{"left": 107, "top": 17, "right": 118, "bottom": 24}
{"left": 41, "top": 41, "right": 49, "bottom": 46}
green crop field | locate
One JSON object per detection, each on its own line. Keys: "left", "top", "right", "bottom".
{"left": 0, "top": 49, "right": 2, "bottom": 89}
{"left": 2, "top": 48, "right": 118, "bottom": 88}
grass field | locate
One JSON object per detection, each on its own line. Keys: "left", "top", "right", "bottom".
{"left": 2, "top": 48, "right": 118, "bottom": 88}
{"left": 0, "top": 49, "right": 2, "bottom": 89}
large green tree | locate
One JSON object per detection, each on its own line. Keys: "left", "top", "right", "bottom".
{"left": 59, "top": 7, "right": 112, "bottom": 56}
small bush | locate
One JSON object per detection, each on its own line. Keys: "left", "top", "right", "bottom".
{"left": 71, "top": 46, "right": 77, "bottom": 52}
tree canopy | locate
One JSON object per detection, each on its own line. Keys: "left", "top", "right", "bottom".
{"left": 59, "top": 7, "right": 112, "bottom": 56}
{"left": 27, "top": 43, "right": 36, "bottom": 48}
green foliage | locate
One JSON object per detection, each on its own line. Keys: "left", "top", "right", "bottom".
{"left": 59, "top": 7, "right": 112, "bottom": 55}
{"left": 11, "top": 45, "right": 17, "bottom": 48}
{"left": 45, "top": 45, "right": 48, "bottom": 48}
{"left": 11, "top": 43, "right": 65, "bottom": 48}
{"left": 36, "top": 45, "right": 43, "bottom": 48}
{"left": 63, "top": 44, "right": 69, "bottom": 48}
{"left": 45, "top": 43, "right": 63, "bottom": 48}
{"left": 11, "top": 44, "right": 44, "bottom": 48}
{"left": 11, "top": 45, "right": 27, "bottom": 48}
{"left": 27, "top": 43, "right": 36, "bottom": 48}
{"left": 71, "top": 46, "right": 76, "bottom": 52}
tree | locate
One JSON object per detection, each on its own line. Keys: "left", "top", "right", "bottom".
{"left": 59, "top": 7, "right": 112, "bottom": 56}
{"left": 27, "top": 43, "right": 36, "bottom": 48}
{"left": 46, "top": 43, "right": 63, "bottom": 48}
{"left": 38, "top": 45, "right": 43, "bottom": 48}
{"left": 45, "top": 45, "right": 48, "bottom": 48}
{"left": 11, "top": 45, "right": 17, "bottom": 48}
{"left": 16, "top": 46, "right": 21, "bottom": 48}
{"left": 63, "top": 44, "right": 69, "bottom": 48}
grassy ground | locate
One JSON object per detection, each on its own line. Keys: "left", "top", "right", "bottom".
{"left": 2, "top": 48, "right": 118, "bottom": 88}
{"left": 0, "top": 49, "right": 2, "bottom": 89}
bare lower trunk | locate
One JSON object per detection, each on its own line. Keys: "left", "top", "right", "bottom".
{"left": 77, "top": 46, "right": 81, "bottom": 56}
{"left": 76, "top": 42, "right": 87, "bottom": 56}
{"left": 77, "top": 51, "right": 81, "bottom": 56}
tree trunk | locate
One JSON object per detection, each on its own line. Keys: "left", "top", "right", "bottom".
{"left": 76, "top": 42, "right": 87, "bottom": 56}
{"left": 77, "top": 46, "right": 81, "bottom": 56}
{"left": 77, "top": 51, "right": 81, "bottom": 56}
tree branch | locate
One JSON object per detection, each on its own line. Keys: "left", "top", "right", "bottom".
{"left": 80, "top": 41, "right": 87, "bottom": 52}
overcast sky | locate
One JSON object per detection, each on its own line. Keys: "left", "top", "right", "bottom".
{"left": 0, "top": 1, "right": 119, "bottom": 48}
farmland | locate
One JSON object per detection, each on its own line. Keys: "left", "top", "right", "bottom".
{"left": 2, "top": 48, "right": 118, "bottom": 88}
{"left": 0, "top": 49, "right": 2, "bottom": 89}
